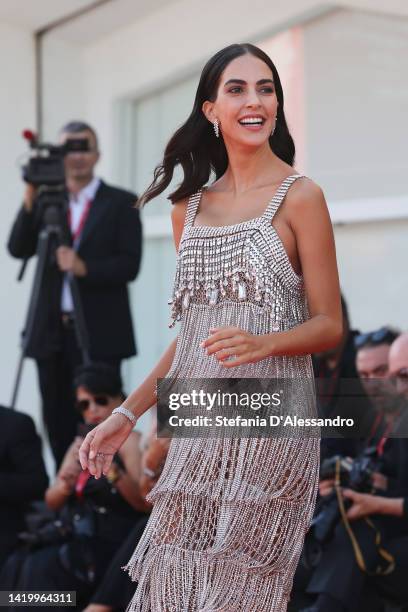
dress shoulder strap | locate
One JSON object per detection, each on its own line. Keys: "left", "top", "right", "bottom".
{"left": 183, "top": 188, "right": 204, "bottom": 229}
{"left": 263, "top": 174, "right": 306, "bottom": 223}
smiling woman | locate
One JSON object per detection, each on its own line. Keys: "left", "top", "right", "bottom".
{"left": 134, "top": 43, "right": 295, "bottom": 208}
{"left": 79, "top": 42, "right": 342, "bottom": 612}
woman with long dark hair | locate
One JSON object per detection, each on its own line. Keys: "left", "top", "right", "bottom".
{"left": 80, "top": 43, "right": 342, "bottom": 610}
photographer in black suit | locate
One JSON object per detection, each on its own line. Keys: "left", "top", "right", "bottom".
{"left": 8, "top": 121, "right": 142, "bottom": 468}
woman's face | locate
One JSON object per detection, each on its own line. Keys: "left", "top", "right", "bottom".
{"left": 75, "top": 385, "right": 120, "bottom": 425}
{"left": 204, "top": 54, "right": 278, "bottom": 148}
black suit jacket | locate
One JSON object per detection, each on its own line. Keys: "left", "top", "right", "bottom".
{"left": 0, "top": 406, "right": 49, "bottom": 565}
{"left": 8, "top": 180, "right": 142, "bottom": 360}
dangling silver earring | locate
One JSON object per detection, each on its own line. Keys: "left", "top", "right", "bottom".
{"left": 213, "top": 118, "right": 219, "bottom": 138}
{"left": 271, "top": 116, "right": 277, "bottom": 136}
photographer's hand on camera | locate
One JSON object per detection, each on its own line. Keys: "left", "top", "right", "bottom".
{"left": 320, "top": 472, "right": 388, "bottom": 498}
{"left": 58, "top": 463, "right": 81, "bottom": 487}
{"left": 318, "top": 456, "right": 355, "bottom": 498}
{"left": 319, "top": 478, "right": 335, "bottom": 497}
{"left": 46, "top": 469, "right": 78, "bottom": 510}
{"left": 46, "top": 436, "right": 84, "bottom": 510}
{"left": 56, "top": 246, "right": 87, "bottom": 276}
{"left": 371, "top": 471, "right": 388, "bottom": 491}
{"left": 343, "top": 489, "right": 386, "bottom": 520}
{"left": 23, "top": 183, "right": 37, "bottom": 212}
{"left": 54, "top": 473, "right": 76, "bottom": 496}
{"left": 59, "top": 436, "right": 83, "bottom": 475}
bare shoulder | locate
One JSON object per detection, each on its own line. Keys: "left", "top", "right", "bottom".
{"left": 171, "top": 196, "right": 189, "bottom": 251}
{"left": 170, "top": 196, "right": 189, "bottom": 226}
{"left": 285, "top": 176, "right": 328, "bottom": 221}
{"left": 289, "top": 176, "right": 325, "bottom": 203}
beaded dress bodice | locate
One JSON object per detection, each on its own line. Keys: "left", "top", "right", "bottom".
{"left": 166, "top": 173, "right": 313, "bottom": 379}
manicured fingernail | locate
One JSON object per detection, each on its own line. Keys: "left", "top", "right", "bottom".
{"left": 89, "top": 451, "right": 95, "bottom": 459}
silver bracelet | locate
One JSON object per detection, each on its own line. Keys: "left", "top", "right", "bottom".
{"left": 112, "top": 405, "right": 137, "bottom": 425}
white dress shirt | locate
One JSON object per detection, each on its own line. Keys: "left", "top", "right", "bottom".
{"left": 61, "top": 176, "right": 101, "bottom": 313}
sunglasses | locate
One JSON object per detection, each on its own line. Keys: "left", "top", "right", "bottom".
{"left": 76, "top": 395, "right": 110, "bottom": 412}
{"left": 354, "top": 327, "right": 397, "bottom": 350}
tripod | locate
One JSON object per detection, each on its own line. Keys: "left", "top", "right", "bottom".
{"left": 10, "top": 187, "right": 91, "bottom": 409}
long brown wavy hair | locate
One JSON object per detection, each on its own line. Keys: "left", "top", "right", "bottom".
{"left": 136, "top": 43, "right": 295, "bottom": 208}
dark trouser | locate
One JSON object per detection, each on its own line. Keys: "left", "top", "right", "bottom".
{"left": 306, "top": 516, "right": 408, "bottom": 611}
{"left": 0, "top": 545, "right": 90, "bottom": 611}
{"left": 91, "top": 515, "right": 149, "bottom": 609}
{"left": 369, "top": 537, "right": 408, "bottom": 606}
{"left": 0, "top": 528, "right": 22, "bottom": 572}
{"left": 36, "top": 320, "right": 121, "bottom": 469}
{"left": 0, "top": 534, "right": 134, "bottom": 612}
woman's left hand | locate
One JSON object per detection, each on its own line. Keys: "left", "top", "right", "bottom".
{"left": 200, "top": 326, "right": 273, "bottom": 367}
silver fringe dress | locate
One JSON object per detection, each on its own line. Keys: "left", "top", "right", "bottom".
{"left": 125, "top": 174, "right": 320, "bottom": 611}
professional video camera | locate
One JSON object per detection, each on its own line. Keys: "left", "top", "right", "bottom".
{"left": 21, "top": 129, "right": 89, "bottom": 187}
{"left": 302, "top": 446, "right": 383, "bottom": 569}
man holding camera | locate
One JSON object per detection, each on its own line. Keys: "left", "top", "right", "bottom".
{"left": 301, "top": 331, "right": 408, "bottom": 612}
{"left": 8, "top": 121, "right": 142, "bottom": 468}
{"left": 318, "top": 326, "right": 400, "bottom": 499}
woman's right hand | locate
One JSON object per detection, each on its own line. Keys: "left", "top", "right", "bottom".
{"left": 78, "top": 413, "right": 135, "bottom": 479}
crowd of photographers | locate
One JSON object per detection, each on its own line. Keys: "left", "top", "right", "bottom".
{"left": 0, "top": 363, "right": 169, "bottom": 611}
{"left": 290, "top": 301, "right": 408, "bottom": 612}
{"left": 1, "top": 120, "right": 408, "bottom": 611}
